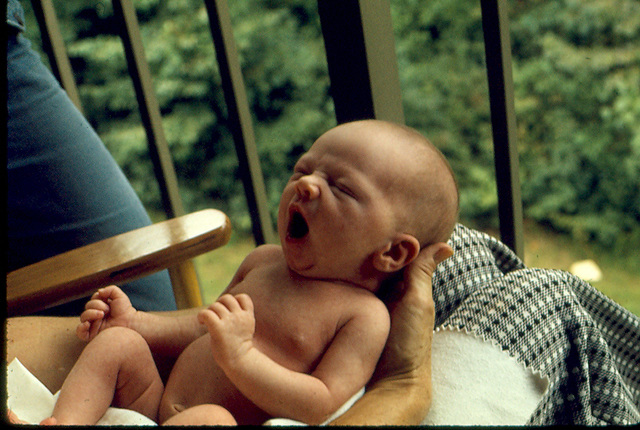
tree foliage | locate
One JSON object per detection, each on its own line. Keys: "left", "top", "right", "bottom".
{"left": 511, "top": 0, "right": 640, "bottom": 249}
{"left": 21, "top": 0, "right": 640, "bottom": 250}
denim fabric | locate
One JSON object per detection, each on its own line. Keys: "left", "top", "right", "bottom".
{"left": 7, "top": 0, "right": 26, "bottom": 33}
{"left": 6, "top": 0, "right": 176, "bottom": 314}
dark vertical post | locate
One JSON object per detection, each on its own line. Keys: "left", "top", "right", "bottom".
{"left": 480, "top": 0, "right": 524, "bottom": 257}
{"left": 204, "top": 0, "right": 277, "bottom": 245}
{"left": 30, "top": 0, "right": 84, "bottom": 114}
{"left": 318, "top": 0, "right": 404, "bottom": 125}
{"left": 113, "top": 0, "right": 204, "bottom": 308}
{"left": 112, "top": 0, "right": 184, "bottom": 219}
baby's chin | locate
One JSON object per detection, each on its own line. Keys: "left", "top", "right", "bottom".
{"left": 280, "top": 230, "right": 316, "bottom": 274}
{"left": 284, "top": 255, "right": 315, "bottom": 276}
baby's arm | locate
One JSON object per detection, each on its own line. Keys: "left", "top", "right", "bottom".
{"left": 78, "top": 249, "right": 259, "bottom": 356}
{"left": 199, "top": 293, "right": 390, "bottom": 425}
{"left": 78, "top": 285, "right": 207, "bottom": 357}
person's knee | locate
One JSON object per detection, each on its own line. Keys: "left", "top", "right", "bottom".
{"left": 92, "top": 328, "right": 162, "bottom": 415}
{"left": 93, "top": 326, "right": 142, "bottom": 342}
{"left": 161, "top": 404, "right": 237, "bottom": 426}
{"left": 90, "top": 327, "right": 149, "bottom": 359}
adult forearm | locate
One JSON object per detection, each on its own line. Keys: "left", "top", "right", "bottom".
{"left": 6, "top": 316, "right": 85, "bottom": 394}
{"left": 329, "top": 377, "right": 431, "bottom": 426}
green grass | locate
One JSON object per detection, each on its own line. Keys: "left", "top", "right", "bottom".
{"left": 192, "top": 234, "right": 256, "bottom": 304}
{"left": 192, "top": 223, "right": 640, "bottom": 317}
{"left": 521, "top": 222, "right": 640, "bottom": 317}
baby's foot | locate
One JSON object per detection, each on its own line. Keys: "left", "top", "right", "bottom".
{"left": 39, "top": 417, "right": 58, "bottom": 425}
{"left": 6, "top": 409, "right": 29, "bottom": 424}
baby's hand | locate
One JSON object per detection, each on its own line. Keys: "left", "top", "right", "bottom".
{"left": 198, "top": 293, "right": 256, "bottom": 365}
{"left": 77, "top": 285, "right": 137, "bottom": 342}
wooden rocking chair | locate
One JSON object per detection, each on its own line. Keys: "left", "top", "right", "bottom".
{"left": 6, "top": 209, "right": 232, "bottom": 316}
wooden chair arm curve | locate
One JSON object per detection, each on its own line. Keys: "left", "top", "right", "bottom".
{"left": 7, "top": 209, "right": 232, "bottom": 316}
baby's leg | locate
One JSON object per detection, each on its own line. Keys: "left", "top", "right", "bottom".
{"left": 161, "top": 404, "right": 237, "bottom": 425}
{"left": 48, "top": 327, "right": 163, "bottom": 425}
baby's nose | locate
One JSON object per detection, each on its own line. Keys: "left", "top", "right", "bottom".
{"left": 295, "top": 176, "right": 321, "bottom": 201}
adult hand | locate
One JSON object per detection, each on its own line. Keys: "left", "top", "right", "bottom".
{"left": 371, "top": 241, "right": 453, "bottom": 386}
{"left": 330, "top": 241, "right": 453, "bottom": 425}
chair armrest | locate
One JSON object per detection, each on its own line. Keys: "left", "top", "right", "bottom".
{"left": 7, "top": 209, "right": 232, "bottom": 316}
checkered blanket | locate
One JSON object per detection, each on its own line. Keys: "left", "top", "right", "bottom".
{"left": 432, "top": 224, "right": 640, "bottom": 425}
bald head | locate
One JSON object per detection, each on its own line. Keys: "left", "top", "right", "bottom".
{"left": 333, "top": 120, "right": 459, "bottom": 246}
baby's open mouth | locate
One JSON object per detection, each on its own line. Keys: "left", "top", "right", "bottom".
{"left": 288, "top": 210, "right": 309, "bottom": 239}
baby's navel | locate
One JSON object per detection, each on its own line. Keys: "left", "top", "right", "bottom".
{"left": 172, "top": 403, "right": 186, "bottom": 413}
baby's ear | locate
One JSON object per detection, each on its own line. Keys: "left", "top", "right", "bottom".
{"left": 373, "top": 234, "right": 421, "bottom": 273}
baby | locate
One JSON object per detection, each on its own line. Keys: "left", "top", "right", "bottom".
{"left": 37, "top": 119, "right": 459, "bottom": 425}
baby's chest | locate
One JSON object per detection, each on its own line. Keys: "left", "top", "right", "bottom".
{"left": 255, "top": 310, "right": 328, "bottom": 372}
{"left": 230, "top": 270, "right": 346, "bottom": 371}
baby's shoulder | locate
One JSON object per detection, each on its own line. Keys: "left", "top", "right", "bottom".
{"left": 337, "top": 285, "right": 389, "bottom": 320}
{"left": 251, "top": 243, "right": 283, "bottom": 257}
{"left": 241, "top": 244, "right": 284, "bottom": 268}
{"left": 228, "top": 244, "right": 283, "bottom": 284}
{"left": 336, "top": 289, "right": 390, "bottom": 343}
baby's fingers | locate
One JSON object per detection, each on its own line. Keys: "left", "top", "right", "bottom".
{"left": 234, "top": 294, "right": 254, "bottom": 313}
{"left": 76, "top": 321, "right": 98, "bottom": 342}
{"left": 197, "top": 308, "right": 219, "bottom": 327}
{"left": 79, "top": 309, "right": 105, "bottom": 340}
{"left": 77, "top": 321, "right": 90, "bottom": 341}
{"left": 93, "top": 285, "right": 127, "bottom": 303}
{"left": 84, "top": 297, "right": 110, "bottom": 313}
{"left": 80, "top": 308, "right": 105, "bottom": 324}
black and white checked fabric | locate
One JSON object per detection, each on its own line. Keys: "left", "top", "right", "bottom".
{"left": 432, "top": 224, "right": 640, "bottom": 425}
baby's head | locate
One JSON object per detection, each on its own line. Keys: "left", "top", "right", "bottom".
{"left": 278, "top": 120, "right": 458, "bottom": 292}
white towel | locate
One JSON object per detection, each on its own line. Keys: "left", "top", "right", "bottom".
{"left": 425, "top": 326, "right": 549, "bottom": 425}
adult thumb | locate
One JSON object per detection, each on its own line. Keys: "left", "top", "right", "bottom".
{"left": 404, "top": 242, "right": 454, "bottom": 286}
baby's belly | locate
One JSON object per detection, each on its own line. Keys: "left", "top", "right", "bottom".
{"left": 158, "top": 335, "right": 269, "bottom": 425}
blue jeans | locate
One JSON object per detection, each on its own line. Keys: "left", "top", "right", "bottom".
{"left": 7, "top": 30, "right": 177, "bottom": 314}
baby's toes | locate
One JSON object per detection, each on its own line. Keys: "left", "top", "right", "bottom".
{"left": 39, "top": 417, "right": 58, "bottom": 425}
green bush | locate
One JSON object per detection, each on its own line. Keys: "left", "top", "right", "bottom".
{"left": 22, "top": 0, "right": 640, "bottom": 251}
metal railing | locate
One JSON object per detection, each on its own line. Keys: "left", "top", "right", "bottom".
{"left": 29, "top": 0, "right": 524, "bottom": 257}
